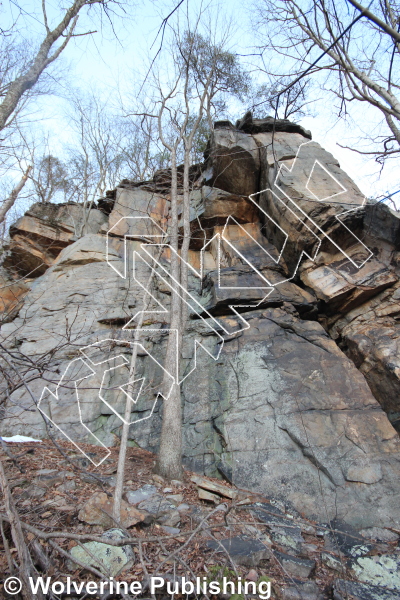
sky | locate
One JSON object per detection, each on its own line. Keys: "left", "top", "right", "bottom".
{"left": 3, "top": 0, "right": 400, "bottom": 208}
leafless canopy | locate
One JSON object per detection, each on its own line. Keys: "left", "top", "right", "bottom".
{"left": 254, "top": 0, "right": 400, "bottom": 163}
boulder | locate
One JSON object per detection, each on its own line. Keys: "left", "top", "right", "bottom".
{"left": 1, "top": 116, "right": 400, "bottom": 536}
{"left": 125, "top": 484, "right": 158, "bottom": 505}
{"left": 204, "top": 128, "right": 260, "bottom": 196}
{"left": 3, "top": 202, "right": 107, "bottom": 276}
{"left": 69, "top": 528, "right": 134, "bottom": 576}
{"left": 235, "top": 111, "right": 312, "bottom": 139}
{"left": 207, "top": 536, "right": 270, "bottom": 567}
{"left": 333, "top": 579, "right": 400, "bottom": 600}
{"left": 0, "top": 267, "right": 30, "bottom": 322}
{"left": 349, "top": 554, "right": 400, "bottom": 591}
{"left": 78, "top": 492, "right": 150, "bottom": 528}
{"left": 273, "top": 551, "right": 316, "bottom": 578}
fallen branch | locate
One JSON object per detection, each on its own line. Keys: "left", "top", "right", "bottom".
{"left": 0, "top": 456, "right": 43, "bottom": 600}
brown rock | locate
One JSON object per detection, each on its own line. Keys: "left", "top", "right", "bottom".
{"left": 191, "top": 474, "right": 237, "bottom": 499}
{"left": 198, "top": 488, "right": 221, "bottom": 503}
{"left": 204, "top": 128, "right": 260, "bottom": 196}
{"left": 0, "top": 268, "right": 30, "bottom": 322}
{"left": 78, "top": 492, "right": 150, "bottom": 528}
{"left": 3, "top": 202, "right": 107, "bottom": 276}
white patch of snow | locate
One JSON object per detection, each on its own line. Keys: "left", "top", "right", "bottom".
{"left": 1, "top": 435, "right": 42, "bottom": 443}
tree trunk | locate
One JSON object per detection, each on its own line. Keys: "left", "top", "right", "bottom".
{"left": 0, "top": 166, "right": 32, "bottom": 225}
{"left": 113, "top": 246, "right": 163, "bottom": 520}
{"left": 156, "top": 147, "right": 183, "bottom": 481}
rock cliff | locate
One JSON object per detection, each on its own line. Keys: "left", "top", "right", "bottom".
{"left": 1, "top": 115, "right": 400, "bottom": 532}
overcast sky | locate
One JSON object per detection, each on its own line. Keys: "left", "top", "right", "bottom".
{"left": 4, "top": 0, "right": 400, "bottom": 207}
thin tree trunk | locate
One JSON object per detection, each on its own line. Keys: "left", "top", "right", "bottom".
{"left": 156, "top": 147, "right": 183, "bottom": 481}
{"left": 180, "top": 147, "right": 191, "bottom": 331}
{"left": 0, "top": 166, "right": 32, "bottom": 225}
{"left": 0, "top": 457, "right": 43, "bottom": 600}
{"left": 113, "top": 246, "right": 163, "bottom": 520}
{"left": 0, "top": 0, "right": 92, "bottom": 131}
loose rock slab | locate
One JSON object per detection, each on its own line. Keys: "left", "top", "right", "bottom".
{"left": 69, "top": 528, "right": 134, "bottom": 577}
{"left": 207, "top": 536, "right": 270, "bottom": 567}
{"left": 78, "top": 492, "right": 149, "bottom": 528}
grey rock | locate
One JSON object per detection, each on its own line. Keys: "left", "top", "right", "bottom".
{"left": 349, "top": 554, "right": 400, "bottom": 591}
{"left": 165, "top": 494, "right": 184, "bottom": 505}
{"left": 177, "top": 503, "right": 191, "bottom": 512}
{"left": 207, "top": 536, "right": 270, "bottom": 567}
{"left": 328, "top": 520, "right": 372, "bottom": 558}
{"left": 333, "top": 579, "right": 400, "bottom": 600}
{"left": 278, "top": 581, "right": 323, "bottom": 600}
{"left": 69, "top": 528, "right": 134, "bottom": 577}
{"left": 161, "top": 526, "right": 181, "bottom": 535}
{"left": 159, "top": 510, "right": 181, "bottom": 528}
{"left": 269, "top": 525, "right": 305, "bottom": 553}
{"left": 359, "top": 528, "right": 399, "bottom": 543}
{"left": 125, "top": 484, "right": 158, "bottom": 505}
{"left": 23, "top": 484, "right": 46, "bottom": 499}
{"left": 273, "top": 551, "right": 316, "bottom": 578}
{"left": 2, "top": 118, "right": 400, "bottom": 536}
{"left": 137, "top": 493, "right": 177, "bottom": 516}
{"left": 321, "top": 552, "right": 345, "bottom": 573}
{"left": 235, "top": 112, "right": 312, "bottom": 139}
{"left": 137, "top": 493, "right": 180, "bottom": 527}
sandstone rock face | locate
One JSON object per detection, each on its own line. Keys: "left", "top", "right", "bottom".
{"left": 3, "top": 202, "right": 107, "bottom": 276}
{"left": 1, "top": 114, "right": 399, "bottom": 531}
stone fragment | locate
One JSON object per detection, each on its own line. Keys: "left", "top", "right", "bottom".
{"left": 125, "top": 484, "right": 158, "bottom": 505}
{"left": 245, "top": 568, "right": 259, "bottom": 581}
{"left": 273, "top": 551, "right": 315, "bottom": 578}
{"left": 277, "top": 581, "right": 323, "bottom": 600}
{"left": 328, "top": 520, "right": 372, "bottom": 558}
{"left": 78, "top": 492, "right": 149, "bottom": 528}
{"left": 207, "top": 536, "right": 270, "bottom": 567}
{"left": 137, "top": 493, "right": 180, "bottom": 527}
{"left": 269, "top": 525, "right": 304, "bottom": 553}
{"left": 160, "top": 511, "right": 181, "bottom": 528}
{"left": 69, "top": 528, "right": 134, "bottom": 577}
{"left": 191, "top": 474, "right": 237, "bottom": 498}
{"left": 198, "top": 488, "right": 220, "bottom": 503}
{"left": 56, "top": 479, "right": 76, "bottom": 492}
{"left": 321, "top": 552, "right": 345, "bottom": 572}
{"left": 359, "top": 528, "right": 399, "bottom": 543}
{"left": 170, "top": 480, "right": 184, "bottom": 487}
{"left": 350, "top": 554, "right": 400, "bottom": 591}
{"left": 152, "top": 474, "right": 165, "bottom": 485}
{"left": 165, "top": 494, "right": 184, "bottom": 505}
{"left": 177, "top": 503, "right": 190, "bottom": 512}
{"left": 23, "top": 484, "right": 46, "bottom": 499}
{"left": 333, "top": 579, "right": 400, "bottom": 600}
{"left": 160, "top": 526, "right": 181, "bottom": 535}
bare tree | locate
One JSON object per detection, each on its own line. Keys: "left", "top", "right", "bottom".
{"left": 0, "top": 0, "right": 118, "bottom": 132}
{"left": 253, "top": 77, "right": 314, "bottom": 120}
{"left": 149, "top": 25, "right": 248, "bottom": 480}
{"left": 254, "top": 0, "right": 400, "bottom": 162}
{"left": 0, "top": 165, "right": 31, "bottom": 225}
{"left": 30, "top": 155, "right": 69, "bottom": 204}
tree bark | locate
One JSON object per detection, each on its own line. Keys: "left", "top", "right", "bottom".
{"left": 113, "top": 246, "right": 163, "bottom": 520}
{"left": 156, "top": 147, "right": 184, "bottom": 481}
{"left": 0, "top": 166, "right": 32, "bottom": 225}
{"left": 0, "top": 0, "right": 100, "bottom": 131}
